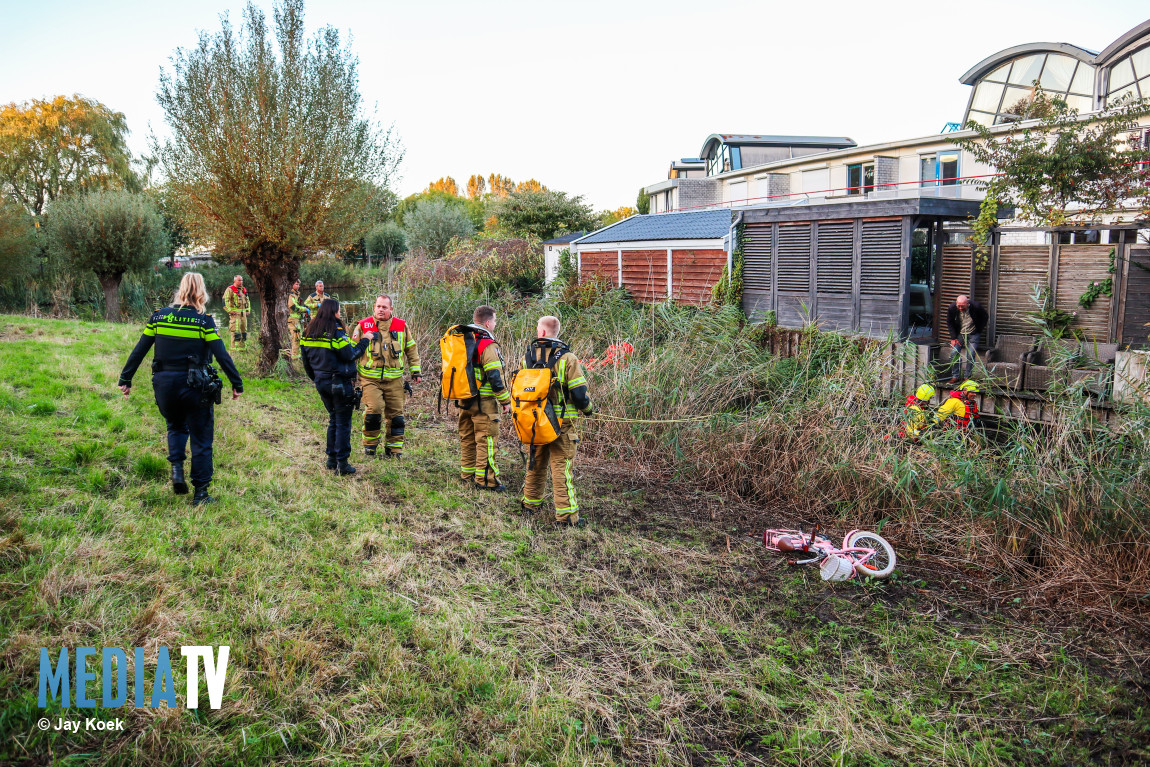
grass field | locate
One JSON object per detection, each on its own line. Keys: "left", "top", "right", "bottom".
{"left": 0, "top": 315, "right": 1147, "bottom": 766}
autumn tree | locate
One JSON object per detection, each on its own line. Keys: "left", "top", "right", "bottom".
{"left": 47, "top": 191, "right": 168, "bottom": 321}
{"left": 0, "top": 95, "right": 136, "bottom": 216}
{"left": 515, "top": 178, "right": 546, "bottom": 193}
{"left": 491, "top": 188, "right": 596, "bottom": 241}
{"left": 487, "top": 173, "right": 515, "bottom": 197}
{"left": 155, "top": 0, "right": 402, "bottom": 372}
{"left": 428, "top": 176, "right": 459, "bottom": 196}
{"left": 597, "top": 206, "right": 637, "bottom": 229}
{"left": 466, "top": 174, "right": 486, "bottom": 199}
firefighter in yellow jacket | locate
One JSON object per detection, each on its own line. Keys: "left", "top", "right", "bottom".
{"left": 351, "top": 295, "right": 422, "bottom": 457}
{"left": 518, "top": 315, "right": 594, "bottom": 527}
{"left": 456, "top": 305, "right": 511, "bottom": 490}
{"left": 285, "top": 279, "right": 309, "bottom": 360}
{"left": 223, "top": 275, "right": 250, "bottom": 349}
{"left": 936, "top": 379, "right": 980, "bottom": 430}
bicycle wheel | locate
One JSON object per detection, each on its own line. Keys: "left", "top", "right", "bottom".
{"left": 844, "top": 531, "right": 896, "bottom": 579}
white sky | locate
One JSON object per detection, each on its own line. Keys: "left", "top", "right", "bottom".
{"left": 1, "top": 1, "right": 1147, "bottom": 210}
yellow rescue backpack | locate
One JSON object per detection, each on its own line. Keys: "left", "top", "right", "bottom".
{"left": 510, "top": 340, "right": 570, "bottom": 454}
{"left": 439, "top": 325, "right": 480, "bottom": 401}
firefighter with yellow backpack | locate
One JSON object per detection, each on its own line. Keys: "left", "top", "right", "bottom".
{"left": 510, "top": 315, "right": 594, "bottom": 527}
{"left": 440, "top": 305, "right": 511, "bottom": 490}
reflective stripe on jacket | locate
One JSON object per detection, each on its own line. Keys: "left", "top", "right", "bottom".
{"left": 357, "top": 317, "right": 422, "bottom": 380}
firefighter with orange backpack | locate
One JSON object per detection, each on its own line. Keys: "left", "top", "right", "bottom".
{"left": 441, "top": 305, "right": 511, "bottom": 490}
{"left": 936, "top": 379, "right": 980, "bottom": 430}
{"left": 511, "top": 315, "right": 594, "bottom": 527}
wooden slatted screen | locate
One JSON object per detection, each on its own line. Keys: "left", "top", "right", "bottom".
{"left": 1056, "top": 245, "right": 1113, "bottom": 341}
{"left": 936, "top": 244, "right": 974, "bottom": 342}
{"left": 671, "top": 249, "right": 727, "bottom": 305}
{"left": 994, "top": 245, "right": 1048, "bottom": 337}
{"left": 1121, "top": 247, "right": 1150, "bottom": 348}
{"left": 859, "top": 219, "right": 902, "bottom": 295}
{"left": 621, "top": 249, "right": 667, "bottom": 303}
{"left": 741, "top": 224, "right": 773, "bottom": 320}
{"left": 777, "top": 224, "right": 811, "bottom": 292}
{"left": 579, "top": 251, "right": 618, "bottom": 284}
{"left": 816, "top": 221, "right": 853, "bottom": 293}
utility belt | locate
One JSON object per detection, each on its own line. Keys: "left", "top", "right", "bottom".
{"left": 152, "top": 360, "right": 191, "bottom": 373}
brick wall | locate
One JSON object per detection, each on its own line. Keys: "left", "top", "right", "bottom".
{"left": 677, "top": 178, "right": 722, "bottom": 211}
{"left": 875, "top": 156, "right": 899, "bottom": 190}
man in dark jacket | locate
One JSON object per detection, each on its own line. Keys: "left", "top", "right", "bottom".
{"left": 945, "top": 295, "right": 988, "bottom": 383}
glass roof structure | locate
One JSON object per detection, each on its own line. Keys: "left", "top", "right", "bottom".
{"left": 960, "top": 20, "right": 1150, "bottom": 126}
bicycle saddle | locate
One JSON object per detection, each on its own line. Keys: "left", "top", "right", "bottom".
{"left": 776, "top": 536, "right": 806, "bottom": 553}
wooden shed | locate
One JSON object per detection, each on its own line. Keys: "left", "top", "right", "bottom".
{"left": 573, "top": 210, "right": 733, "bottom": 306}
{"left": 741, "top": 198, "right": 984, "bottom": 338}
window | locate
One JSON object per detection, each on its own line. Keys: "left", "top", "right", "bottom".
{"left": 664, "top": 190, "right": 673, "bottom": 211}
{"left": 847, "top": 163, "right": 875, "bottom": 195}
{"left": 1106, "top": 46, "right": 1150, "bottom": 105}
{"left": 966, "top": 53, "right": 1095, "bottom": 126}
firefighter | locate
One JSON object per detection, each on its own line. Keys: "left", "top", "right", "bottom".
{"left": 351, "top": 295, "right": 422, "bottom": 458}
{"left": 936, "top": 379, "right": 980, "bottom": 430}
{"left": 898, "top": 384, "right": 936, "bottom": 441}
{"left": 519, "top": 315, "right": 594, "bottom": 527}
{"left": 118, "top": 272, "right": 243, "bottom": 506}
{"left": 223, "top": 274, "right": 251, "bottom": 349}
{"left": 300, "top": 299, "right": 373, "bottom": 475}
{"left": 457, "top": 305, "right": 511, "bottom": 490}
{"left": 304, "top": 280, "right": 335, "bottom": 316}
{"left": 286, "top": 279, "right": 309, "bottom": 360}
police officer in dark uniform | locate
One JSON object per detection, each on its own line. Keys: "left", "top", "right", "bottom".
{"left": 300, "top": 298, "right": 373, "bottom": 475}
{"left": 118, "top": 272, "right": 243, "bottom": 505}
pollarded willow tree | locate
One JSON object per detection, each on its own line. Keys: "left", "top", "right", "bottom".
{"left": 155, "top": 0, "right": 402, "bottom": 372}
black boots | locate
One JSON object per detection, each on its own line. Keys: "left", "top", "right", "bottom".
{"left": 171, "top": 463, "right": 188, "bottom": 495}
{"left": 192, "top": 485, "right": 213, "bottom": 506}
{"left": 326, "top": 456, "right": 338, "bottom": 470}
{"left": 364, "top": 446, "right": 376, "bottom": 457}
{"left": 336, "top": 460, "right": 357, "bottom": 476}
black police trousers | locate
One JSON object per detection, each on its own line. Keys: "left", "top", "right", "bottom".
{"left": 152, "top": 371, "right": 215, "bottom": 487}
{"left": 315, "top": 373, "right": 355, "bottom": 461}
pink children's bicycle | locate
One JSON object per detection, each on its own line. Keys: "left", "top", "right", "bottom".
{"left": 758, "top": 523, "right": 896, "bottom": 581}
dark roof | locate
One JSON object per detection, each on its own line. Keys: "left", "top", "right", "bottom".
{"left": 576, "top": 210, "right": 731, "bottom": 245}
{"left": 541, "top": 231, "right": 587, "bottom": 245}
{"left": 959, "top": 42, "right": 1097, "bottom": 85}
{"left": 699, "top": 134, "right": 856, "bottom": 158}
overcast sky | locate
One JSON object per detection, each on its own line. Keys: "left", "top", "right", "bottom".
{"left": 2, "top": 1, "right": 1147, "bottom": 210}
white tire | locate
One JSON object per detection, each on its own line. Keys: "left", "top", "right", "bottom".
{"left": 844, "top": 531, "right": 896, "bottom": 579}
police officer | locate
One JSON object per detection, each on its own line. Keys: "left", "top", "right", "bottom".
{"left": 223, "top": 274, "right": 251, "bottom": 349}
{"left": 300, "top": 298, "right": 373, "bottom": 475}
{"left": 518, "top": 315, "right": 594, "bottom": 526}
{"left": 351, "top": 295, "right": 422, "bottom": 458}
{"left": 286, "top": 279, "right": 309, "bottom": 360}
{"left": 118, "top": 272, "right": 243, "bottom": 506}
